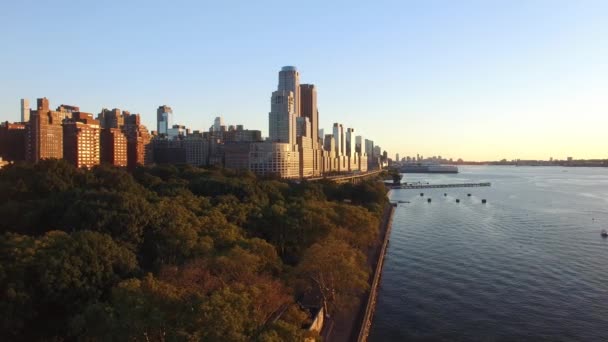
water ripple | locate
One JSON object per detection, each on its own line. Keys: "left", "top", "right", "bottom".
{"left": 371, "top": 166, "right": 608, "bottom": 341}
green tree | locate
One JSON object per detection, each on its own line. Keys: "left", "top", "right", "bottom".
{"left": 296, "top": 238, "right": 370, "bottom": 314}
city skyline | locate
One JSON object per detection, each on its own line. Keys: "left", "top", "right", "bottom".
{"left": 1, "top": 1, "right": 607, "bottom": 161}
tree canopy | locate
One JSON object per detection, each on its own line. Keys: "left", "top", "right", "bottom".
{"left": 0, "top": 160, "right": 387, "bottom": 341}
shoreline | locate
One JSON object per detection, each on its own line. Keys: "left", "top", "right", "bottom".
{"left": 353, "top": 200, "right": 396, "bottom": 341}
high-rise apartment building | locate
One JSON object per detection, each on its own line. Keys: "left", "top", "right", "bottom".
{"left": 355, "top": 135, "right": 363, "bottom": 154}
{"left": 100, "top": 128, "right": 127, "bottom": 166}
{"left": 345, "top": 128, "right": 355, "bottom": 157}
{"left": 333, "top": 123, "right": 344, "bottom": 156}
{"left": 278, "top": 66, "right": 300, "bottom": 116}
{"left": 63, "top": 112, "right": 101, "bottom": 168}
{"left": 269, "top": 90, "right": 296, "bottom": 144}
{"left": 124, "top": 114, "right": 152, "bottom": 169}
{"left": 20, "top": 99, "right": 30, "bottom": 122}
{"left": 157, "top": 105, "right": 173, "bottom": 135}
{"left": 0, "top": 122, "right": 26, "bottom": 161}
{"left": 98, "top": 108, "right": 125, "bottom": 129}
{"left": 26, "top": 98, "right": 66, "bottom": 162}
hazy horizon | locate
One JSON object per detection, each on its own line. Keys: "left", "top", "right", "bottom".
{"left": 1, "top": 0, "right": 606, "bottom": 161}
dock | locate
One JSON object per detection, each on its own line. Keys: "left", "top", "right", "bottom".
{"left": 390, "top": 182, "right": 491, "bottom": 190}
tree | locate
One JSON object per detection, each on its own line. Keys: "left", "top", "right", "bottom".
{"left": 296, "top": 238, "right": 370, "bottom": 314}
{"left": 0, "top": 230, "right": 137, "bottom": 340}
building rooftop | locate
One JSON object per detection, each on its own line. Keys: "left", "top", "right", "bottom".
{"left": 281, "top": 66, "right": 297, "bottom": 71}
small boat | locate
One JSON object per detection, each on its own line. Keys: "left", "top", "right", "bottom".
{"left": 398, "top": 200, "right": 410, "bottom": 204}
{"left": 602, "top": 229, "right": 608, "bottom": 238}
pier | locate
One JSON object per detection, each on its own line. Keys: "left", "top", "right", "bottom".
{"left": 390, "top": 182, "right": 491, "bottom": 190}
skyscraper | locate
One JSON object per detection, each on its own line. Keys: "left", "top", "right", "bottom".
{"left": 278, "top": 66, "right": 300, "bottom": 116}
{"left": 345, "top": 128, "right": 355, "bottom": 157}
{"left": 269, "top": 90, "right": 296, "bottom": 144}
{"left": 333, "top": 123, "right": 344, "bottom": 156}
{"left": 355, "top": 135, "right": 363, "bottom": 154}
{"left": 213, "top": 116, "right": 224, "bottom": 132}
{"left": 156, "top": 105, "right": 173, "bottom": 135}
{"left": 20, "top": 99, "right": 30, "bottom": 122}
{"left": 300, "top": 84, "right": 318, "bottom": 146}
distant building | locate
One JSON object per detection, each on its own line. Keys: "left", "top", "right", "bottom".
{"left": 156, "top": 105, "right": 173, "bottom": 135}
{"left": 249, "top": 142, "right": 299, "bottom": 178}
{"left": 0, "top": 121, "right": 26, "bottom": 161}
{"left": 269, "top": 90, "right": 296, "bottom": 144}
{"left": 26, "top": 98, "right": 67, "bottom": 162}
{"left": 124, "top": 114, "right": 152, "bottom": 169}
{"left": 97, "top": 108, "right": 125, "bottom": 129}
{"left": 213, "top": 116, "right": 224, "bottom": 132}
{"left": 278, "top": 66, "right": 300, "bottom": 116}
{"left": 20, "top": 99, "right": 30, "bottom": 122}
{"left": 100, "top": 128, "right": 127, "bottom": 166}
{"left": 62, "top": 112, "right": 101, "bottom": 168}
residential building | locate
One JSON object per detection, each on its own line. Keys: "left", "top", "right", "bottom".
{"left": 62, "top": 112, "right": 101, "bottom": 168}
{"left": 0, "top": 121, "right": 26, "bottom": 161}
{"left": 26, "top": 98, "right": 66, "bottom": 162}
{"left": 100, "top": 128, "right": 127, "bottom": 166}
{"left": 269, "top": 90, "right": 296, "bottom": 144}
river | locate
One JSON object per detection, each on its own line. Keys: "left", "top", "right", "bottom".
{"left": 369, "top": 166, "right": 608, "bottom": 341}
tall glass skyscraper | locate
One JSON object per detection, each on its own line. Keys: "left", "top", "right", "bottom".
{"left": 156, "top": 105, "right": 173, "bottom": 135}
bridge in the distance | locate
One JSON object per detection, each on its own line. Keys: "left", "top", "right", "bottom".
{"left": 308, "top": 169, "right": 384, "bottom": 184}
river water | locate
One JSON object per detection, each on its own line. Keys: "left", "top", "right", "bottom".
{"left": 369, "top": 166, "right": 608, "bottom": 341}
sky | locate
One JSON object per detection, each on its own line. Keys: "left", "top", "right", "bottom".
{"left": 1, "top": 0, "right": 607, "bottom": 161}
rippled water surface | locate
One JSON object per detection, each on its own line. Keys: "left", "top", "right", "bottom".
{"left": 369, "top": 166, "right": 608, "bottom": 341}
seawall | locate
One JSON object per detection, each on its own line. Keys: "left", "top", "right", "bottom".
{"left": 354, "top": 201, "right": 395, "bottom": 342}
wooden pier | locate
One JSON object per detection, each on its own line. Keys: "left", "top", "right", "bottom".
{"left": 390, "top": 182, "right": 491, "bottom": 190}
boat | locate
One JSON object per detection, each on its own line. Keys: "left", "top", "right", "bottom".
{"left": 602, "top": 229, "right": 608, "bottom": 237}
{"left": 400, "top": 163, "right": 459, "bottom": 174}
{"left": 397, "top": 200, "right": 410, "bottom": 204}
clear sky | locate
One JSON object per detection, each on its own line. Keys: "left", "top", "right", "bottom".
{"left": 1, "top": 0, "right": 607, "bottom": 161}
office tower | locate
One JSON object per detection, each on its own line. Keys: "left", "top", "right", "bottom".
{"left": 157, "top": 105, "right": 173, "bottom": 135}
{"left": 396, "top": 153, "right": 400, "bottom": 162}
{"left": 101, "top": 128, "right": 127, "bottom": 166}
{"left": 0, "top": 122, "right": 26, "bottom": 161}
{"left": 300, "top": 84, "right": 318, "bottom": 146}
{"left": 26, "top": 98, "right": 66, "bottom": 162}
{"left": 20, "top": 99, "right": 30, "bottom": 122}
{"left": 213, "top": 116, "right": 224, "bottom": 132}
{"left": 278, "top": 66, "right": 300, "bottom": 116}
{"left": 319, "top": 129, "right": 324, "bottom": 142}
{"left": 269, "top": 90, "right": 296, "bottom": 144}
{"left": 63, "top": 112, "right": 101, "bottom": 168}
